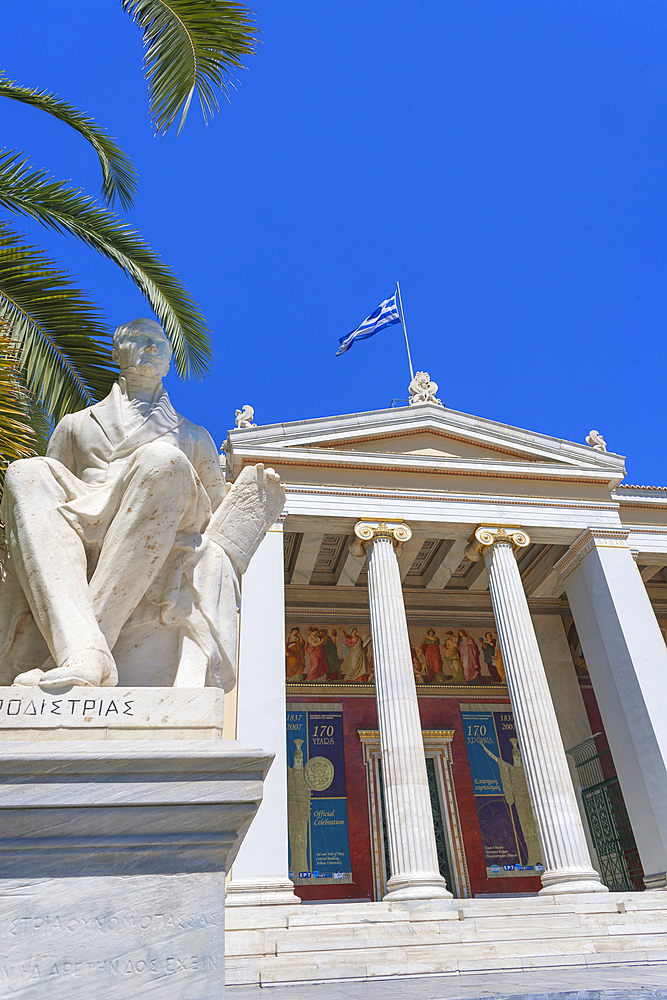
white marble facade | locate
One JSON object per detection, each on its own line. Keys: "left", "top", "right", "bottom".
{"left": 227, "top": 398, "right": 667, "bottom": 907}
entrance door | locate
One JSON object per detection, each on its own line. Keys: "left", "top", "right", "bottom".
{"left": 359, "top": 729, "right": 471, "bottom": 899}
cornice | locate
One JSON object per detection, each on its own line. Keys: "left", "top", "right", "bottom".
{"left": 554, "top": 528, "right": 631, "bottom": 581}
{"left": 227, "top": 403, "right": 625, "bottom": 473}
{"left": 623, "top": 525, "right": 667, "bottom": 534}
{"left": 237, "top": 450, "right": 617, "bottom": 487}
{"left": 358, "top": 729, "right": 456, "bottom": 742}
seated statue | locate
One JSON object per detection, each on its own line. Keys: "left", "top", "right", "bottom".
{"left": 0, "top": 318, "right": 285, "bottom": 691}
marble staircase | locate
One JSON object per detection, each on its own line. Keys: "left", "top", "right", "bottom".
{"left": 225, "top": 892, "right": 667, "bottom": 986}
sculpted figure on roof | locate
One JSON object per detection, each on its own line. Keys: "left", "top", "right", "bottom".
{"left": 0, "top": 318, "right": 284, "bottom": 691}
{"left": 408, "top": 371, "right": 443, "bottom": 407}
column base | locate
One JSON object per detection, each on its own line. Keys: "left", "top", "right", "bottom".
{"left": 383, "top": 872, "right": 453, "bottom": 902}
{"left": 226, "top": 876, "right": 301, "bottom": 906}
{"left": 643, "top": 872, "right": 667, "bottom": 891}
{"left": 538, "top": 866, "right": 609, "bottom": 895}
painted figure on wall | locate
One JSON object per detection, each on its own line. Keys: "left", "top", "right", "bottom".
{"left": 494, "top": 641, "right": 506, "bottom": 683}
{"left": 567, "top": 622, "right": 589, "bottom": 678}
{"left": 420, "top": 629, "right": 445, "bottom": 683}
{"left": 478, "top": 631, "right": 503, "bottom": 683}
{"left": 340, "top": 627, "right": 370, "bottom": 683}
{"left": 305, "top": 626, "right": 328, "bottom": 682}
{"left": 458, "top": 628, "right": 481, "bottom": 682}
{"left": 479, "top": 738, "right": 541, "bottom": 866}
{"left": 321, "top": 628, "right": 341, "bottom": 679}
{"left": 286, "top": 626, "right": 306, "bottom": 680}
{"left": 411, "top": 644, "right": 428, "bottom": 684}
{"left": 287, "top": 738, "right": 311, "bottom": 876}
{"left": 442, "top": 631, "right": 465, "bottom": 684}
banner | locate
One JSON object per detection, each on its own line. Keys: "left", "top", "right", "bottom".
{"left": 460, "top": 704, "right": 543, "bottom": 878}
{"left": 286, "top": 703, "right": 352, "bottom": 885}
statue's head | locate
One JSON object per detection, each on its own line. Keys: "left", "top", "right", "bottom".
{"left": 112, "top": 318, "right": 172, "bottom": 379}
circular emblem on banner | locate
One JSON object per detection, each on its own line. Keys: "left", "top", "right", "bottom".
{"left": 304, "top": 756, "right": 334, "bottom": 791}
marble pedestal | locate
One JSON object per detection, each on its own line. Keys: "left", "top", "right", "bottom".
{"left": 0, "top": 703, "right": 273, "bottom": 999}
{"left": 0, "top": 686, "right": 225, "bottom": 741}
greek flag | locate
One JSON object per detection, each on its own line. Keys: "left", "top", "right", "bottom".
{"left": 336, "top": 292, "right": 401, "bottom": 356}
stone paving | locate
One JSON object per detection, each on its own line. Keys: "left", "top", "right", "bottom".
{"left": 227, "top": 963, "right": 667, "bottom": 1000}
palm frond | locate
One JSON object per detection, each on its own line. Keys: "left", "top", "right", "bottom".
{"left": 0, "top": 74, "right": 138, "bottom": 210}
{"left": 0, "top": 329, "right": 39, "bottom": 486}
{"left": 122, "top": 0, "right": 258, "bottom": 136}
{"left": 0, "top": 222, "right": 116, "bottom": 423}
{"left": 0, "top": 150, "right": 212, "bottom": 379}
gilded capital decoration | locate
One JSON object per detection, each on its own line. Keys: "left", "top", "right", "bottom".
{"left": 464, "top": 525, "right": 530, "bottom": 563}
{"left": 354, "top": 519, "right": 413, "bottom": 549}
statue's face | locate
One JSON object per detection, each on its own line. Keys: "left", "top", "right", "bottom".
{"left": 113, "top": 321, "right": 172, "bottom": 378}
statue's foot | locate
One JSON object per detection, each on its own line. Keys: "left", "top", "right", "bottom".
{"left": 38, "top": 651, "right": 118, "bottom": 691}
{"left": 13, "top": 668, "right": 46, "bottom": 686}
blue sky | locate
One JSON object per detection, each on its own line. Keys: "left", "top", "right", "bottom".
{"left": 3, "top": 1, "right": 667, "bottom": 483}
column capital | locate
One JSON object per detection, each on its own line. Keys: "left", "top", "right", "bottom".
{"left": 465, "top": 525, "right": 530, "bottom": 562}
{"left": 354, "top": 518, "right": 412, "bottom": 549}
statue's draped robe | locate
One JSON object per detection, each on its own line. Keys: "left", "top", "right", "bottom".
{"left": 0, "top": 384, "right": 243, "bottom": 690}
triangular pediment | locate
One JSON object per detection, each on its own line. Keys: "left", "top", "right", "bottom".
{"left": 227, "top": 403, "right": 625, "bottom": 475}
{"left": 312, "top": 429, "right": 537, "bottom": 462}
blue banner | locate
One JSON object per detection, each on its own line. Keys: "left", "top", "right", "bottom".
{"left": 461, "top": 705, "right": 543, "bottom": 878}
{"left": 286, "top": 705, "right": 352, "bottom": 885}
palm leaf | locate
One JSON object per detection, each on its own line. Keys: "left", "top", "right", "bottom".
{"left": 0, "top": 329, "right": 39, "bottom": 487}
{"left": 122, "top": 0, "right": 258, "bottom": 135}
{"left": 0, "top": 222, "right": 116, "bottom": 423}
{"left": 0, "top": 150, "right": 212, "bottom": 379}
{"left": 0, "top": 74, "right": 138, "bottom": 210}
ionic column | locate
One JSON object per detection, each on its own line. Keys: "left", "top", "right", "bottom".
{"left": 466, "top": 525, "right": 606, "bottom": 895}
{"left": 354, "top": 519, "right": 451, "bottom": 901}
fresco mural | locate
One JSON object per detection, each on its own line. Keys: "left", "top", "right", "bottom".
{"left": 285, "top": 624, "right": 507, "bottom": 685}
{"left": 565, "top": 620, "right": 589, "bottom": 679}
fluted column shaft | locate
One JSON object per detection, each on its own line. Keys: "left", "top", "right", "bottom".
{"left": 357, "top": 520, "right": 451, "bottom": 901}
{"left": 472, "top": 527, "right": 606, "bottom": 895}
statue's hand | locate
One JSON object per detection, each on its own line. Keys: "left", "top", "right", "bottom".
{"left": 229, "top": 463, "right": 286, "bottom": 530}
{"left": 206, "top": 462, "right": 286, "bottom": 574}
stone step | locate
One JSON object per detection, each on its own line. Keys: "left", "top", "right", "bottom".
{"left": 263, "top": 919, "right": 595, "bottom": 955}
{"left": 225, "top": 895, "right": 667, "bottom": 987}
{"left": 229, "top": 946, "right": 667, "bottom": 986}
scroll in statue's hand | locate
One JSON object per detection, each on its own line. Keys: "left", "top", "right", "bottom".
{"left": 207, "top": 463, "right": 286, "bottom": 573}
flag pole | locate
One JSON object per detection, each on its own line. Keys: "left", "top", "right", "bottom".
{"left": 396, "top": 280, "right": 415, "bottom": 382}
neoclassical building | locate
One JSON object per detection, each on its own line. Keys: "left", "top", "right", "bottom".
{"left": 222, "top": 392, "right": 667, "bottom": 981}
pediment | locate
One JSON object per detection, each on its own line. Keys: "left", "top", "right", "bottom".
{"left": 227, "top": 403, "right": 625, "bottom": 475}
{"left": 312, "top": 430, "right": 537, "bottom": 463}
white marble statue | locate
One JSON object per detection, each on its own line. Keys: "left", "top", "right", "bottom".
{"left": 235, "top": 405, "right": 257, "bottom": 428}
{"left": 408, "top": 371, "right": 443, "bottom": 407}
{"left": 586, "top": 429, "right": 607, "bottom": 452}
{"left": 0, "top": 319, "right": 284, "bottom": 692}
